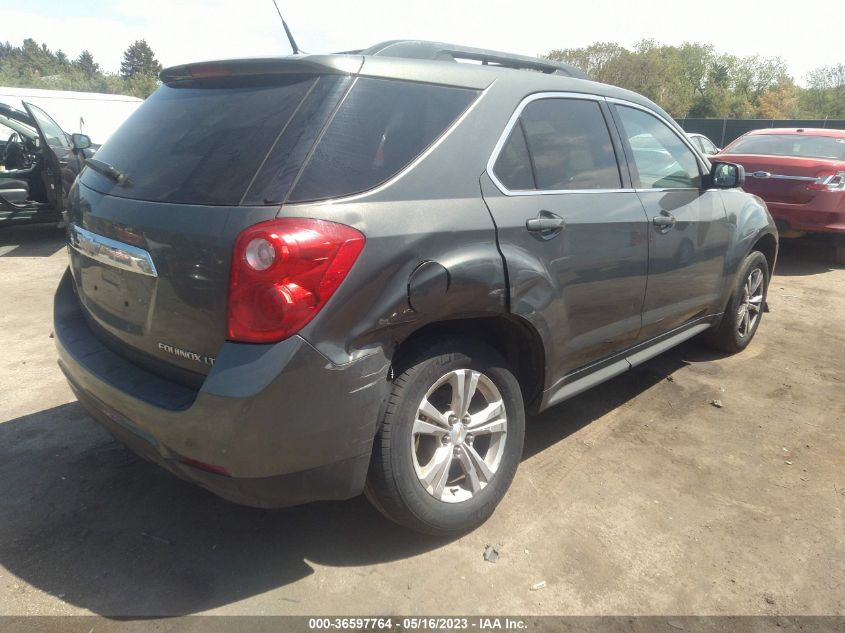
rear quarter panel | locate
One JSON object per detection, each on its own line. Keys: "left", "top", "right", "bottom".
{"left": 281, "top": 83, "right": 513, "bottom": 366}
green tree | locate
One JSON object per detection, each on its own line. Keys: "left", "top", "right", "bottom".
{"left": 801, "top": 64, "right": 845, "bottom": 118}
{"left": 0, "top": 38, "right": 160, "bottom": 99}
{"left": 544, "top": 41, "right": 818, "bottom": 119}
{"left": 75, "top": 50, "right": 99, "bottom": 76}
{"left": 119, "top": 39, "right": 161, "bottom": 79}
{"left": 757, "top": 79, "right": 800, "bottom": 118}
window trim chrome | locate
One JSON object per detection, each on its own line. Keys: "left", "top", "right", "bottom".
{"left": 486, "top": 91, "right": 635, "bottom": 197}
{"left": 68, "top": 223, "right": 158, "bottom": 278}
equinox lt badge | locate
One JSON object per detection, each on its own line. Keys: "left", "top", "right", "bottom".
{"left": 157, "top": 342, "right": 215, "bottom": 366}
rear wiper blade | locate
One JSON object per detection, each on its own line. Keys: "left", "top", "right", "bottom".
{"left": 85, "top": 158, "right": 130, "bottom": 186}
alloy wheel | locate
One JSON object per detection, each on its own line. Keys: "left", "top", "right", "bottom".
{"left": 737, "top": 268, "right": 764, "bottom": 338}
{"left": 411, "top": 369, "right": 508, "bottom": 503}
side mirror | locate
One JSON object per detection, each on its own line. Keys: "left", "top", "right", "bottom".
{"left": 710, "top": 161, "right": 745, "bottom": 189}
{"left": 71, "top": 133, "right": 92, "bottom": 151}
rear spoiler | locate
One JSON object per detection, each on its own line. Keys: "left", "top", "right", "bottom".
{"left": 160, "top": 55, "right": 363, "bottom": 84}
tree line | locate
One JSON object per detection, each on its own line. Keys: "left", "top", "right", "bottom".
{"left": 0, "top": 38, "right": 162, "bottom": 99}
{"left": 545, "top": 40, "right": 844, "bottom": 120}
{"left": 1, "top": 37, "right": 843, "bottom": 120}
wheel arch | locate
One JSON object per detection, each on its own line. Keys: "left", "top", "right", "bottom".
{"left": 390, "top": 315, "right": 546, "bottom": 411}
{"left": 752, "top": 231, "right": 778, "bottom": 276}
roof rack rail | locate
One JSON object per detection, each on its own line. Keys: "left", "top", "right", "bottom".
{"left": 355, "top": 40, "right": 589, "bottom": 80}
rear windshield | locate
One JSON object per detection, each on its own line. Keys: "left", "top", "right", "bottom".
{"left": 725, "top": 134, "right": 845, "bottom": 161}
{"left": 80, "top": 75, "right": 334, "bottom": 205}
{"left": 81, "top": 74, "right": 478, "bottom": 206}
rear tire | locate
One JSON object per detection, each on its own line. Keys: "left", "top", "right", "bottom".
{"left": 703, "top": 251, "right": 769, "bottom": 353}
{"left": 365, "top": 339, "right": 525, "bottom": 536}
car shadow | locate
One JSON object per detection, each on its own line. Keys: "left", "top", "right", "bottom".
{"left": 0, "top": 223, "right": 65, "bottom": 257}
{"left": 774, "top": 235, "right": 843, "bottom": 277}
{"left": 523, "top": 339, "right": 715, "bottom": 459}
{"left": 0, "top": 340, "right": 718, "bottom": 617}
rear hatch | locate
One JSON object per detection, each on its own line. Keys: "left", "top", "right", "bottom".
{"left": 67, "top": 56, "right": 480, "bottom": 385}
{"left": 68, "top": 65, "right": 355, "bottom": 385}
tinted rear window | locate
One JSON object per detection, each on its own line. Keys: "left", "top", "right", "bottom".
{"left": 80, "top": 75, "right": 338, "bottom": 205}
{"left": 81, "top": 75, "right": 477, "bottom": 206}
{"left": 725, "top": 134, "right": 845, "bottom": 160}
{"left": 287, "top": 78, "right": 478, "bottom": 202}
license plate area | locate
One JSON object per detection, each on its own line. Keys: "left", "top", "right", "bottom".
{"left": 67, "top": 225, "right": 157, "bottom": 335}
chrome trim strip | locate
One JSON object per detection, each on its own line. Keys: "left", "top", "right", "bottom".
{"left": 625, "top": 323, "right": 710, "bottom": 367}
{"left": 492, "top": 187, "right": 637, "bottom": 196}
{"left": 68, "top": 223, "right": 158, "bottom": 277}
{"left": 543, "top": 320, "right": 712, "bottom": 409}
{"left": 486, "top": 91, "right": 634, "bottom": 197}
{"left": 545, "top": 359, "right": 629, "bottom": 407}
{"left": 747, "top": 171, "right": 818, "bottom": 182}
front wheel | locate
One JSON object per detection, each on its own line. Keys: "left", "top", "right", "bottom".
{"left": 365, "top": 340, "right": 525, "bottom": 535}
{"left": 703, "top": 250, "right": 769, "bottom": 353}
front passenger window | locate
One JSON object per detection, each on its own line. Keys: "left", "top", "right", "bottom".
{"left": 617, "top": 106, "right": 701, "bottom": 189}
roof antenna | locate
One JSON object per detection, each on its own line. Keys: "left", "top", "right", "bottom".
{"left": 270, "top": 0, "right": 304, "bottom": 54}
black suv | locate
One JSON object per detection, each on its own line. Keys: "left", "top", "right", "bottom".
{"left": 54, "top": 41, "right": 777, "bottom": 535}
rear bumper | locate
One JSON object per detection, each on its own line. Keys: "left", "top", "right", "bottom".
{"left": 54, "top": 268, "right": 389, "bottom": 508}
{"left": 765, "top": 196, "right": 845, "bottom": 234}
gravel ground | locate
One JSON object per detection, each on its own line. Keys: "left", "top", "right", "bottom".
{"left": 0, "top": 224, "right": 842, "bottom": 618}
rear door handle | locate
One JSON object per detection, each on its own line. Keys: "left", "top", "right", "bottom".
{"left": 526, "top": 217, "right": 566, "bottom": 231}
{"left": 652, "top": 210, "right": 676, "bottom": 232}
{"left": 526, "top": 211, "right": 566, "bottom": 236}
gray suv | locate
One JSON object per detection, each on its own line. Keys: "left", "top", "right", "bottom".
{"left": 54, "top": 41, "right": 777, "bottom": 535}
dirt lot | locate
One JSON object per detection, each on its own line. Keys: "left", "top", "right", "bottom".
{"left": 0, "top": 224, "right": 843, "bottom": 618}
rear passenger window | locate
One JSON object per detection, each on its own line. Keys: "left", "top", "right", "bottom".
{"left": 288, "top": 78, "right": 478, "bottom": 202}
{"left": 497, "top": 98, "right": 622, "bottom": 191}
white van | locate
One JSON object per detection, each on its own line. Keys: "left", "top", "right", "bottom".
{"left": 0, "top": 87, "right": 142, "bottom": 145}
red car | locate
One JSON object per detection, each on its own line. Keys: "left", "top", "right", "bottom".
{"left": 717, "top": 128, "right": 845, "bottom": 261}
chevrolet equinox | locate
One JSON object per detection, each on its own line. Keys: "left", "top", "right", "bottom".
{"left": 54, "top": 41, "right": 778, "bottom": 534}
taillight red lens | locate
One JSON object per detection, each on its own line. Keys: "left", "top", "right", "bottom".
{"left": 227, "top": 218, "right": 365, "bottom": 343}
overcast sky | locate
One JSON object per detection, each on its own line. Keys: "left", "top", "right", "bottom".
{"left": 1, "top": 0, "right": 838, "bottom": 84}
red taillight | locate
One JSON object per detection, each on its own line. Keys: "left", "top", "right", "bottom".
{"left": 808, "top": 171, "right": 845, "bottom": 192}
{"left": 227, "top": 218, "right": 365, "bottom": 343}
